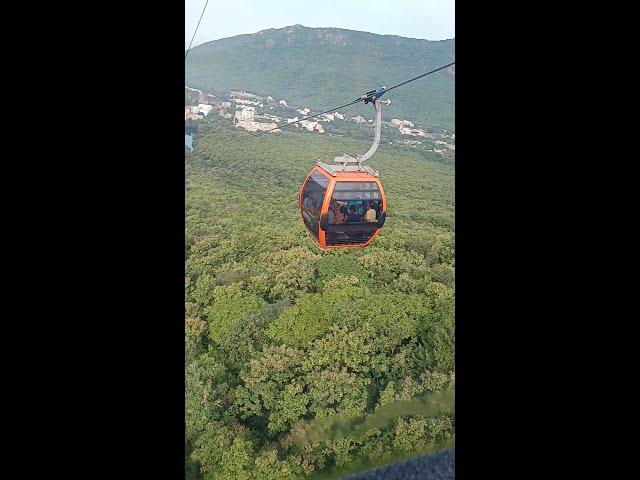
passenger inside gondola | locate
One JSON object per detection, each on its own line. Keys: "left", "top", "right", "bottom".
{"left": 300, "top": 171, "right": 330, "bottom": 241}
{"left": 364, "top": 201, "right": 377, "bottom": 222}
{"left": 323, "top": 181, "right": 383, "bottom": 246}
{"left": 347, "top": 205, "right": 362, "bottom": 222}
{"left": 329, "top": 203, "right": 346, "bottom": 224}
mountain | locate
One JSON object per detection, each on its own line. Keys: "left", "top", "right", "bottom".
{"left": 185, "top": 25, "right": 455, "bottom": 130}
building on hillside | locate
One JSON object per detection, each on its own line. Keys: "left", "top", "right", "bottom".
{"left": 260, "top": 113, "right": 281, "bottom": 122}
{"left": 234, "top": 98, "right": 260, "bottom": 107}
{"left": 185, "top": 106, "right": 204, "bottom": 120}
{"left": 353, "top": 115, "right": 366, "bottom": 124}
{"left": 267, "top": 96, "right": 275, "bottom": 103}
{"left": 391, "top": 119, "right": 414, "bottom": 128}
{"left": 297, "top": 107, "right": 311, "bottom": 115}
{"left": 287, "top": 117, "right": 299, "bottom": 124}
{"left": 235, "top": 120, "right": 279, "bottom": 133}
{"left": 279, "top": 99, "right": 288, "bottom": 106}
{"left": 235, "top": 107, "right": 256, "bottom": 122}
{"left": 334, "top": 112, "right": 345, "bottom": 120}
{"left": 230, "top": 90, "right": 262, "bottom": 100}
{"left": 197, "top": 104, "right": 214, "bottom": 116}
{"left": 399, "top": 127, "right": 427, "bottom": 136}
{"left": 301, "top": 120, "right": 324, "bottom": 133}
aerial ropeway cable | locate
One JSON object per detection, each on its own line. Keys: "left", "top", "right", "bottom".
{"left": 248, "top": 61, "right": 455, "bottom": 139}
{"left": 185, "top": 0, "right": 209, "bottom": 61}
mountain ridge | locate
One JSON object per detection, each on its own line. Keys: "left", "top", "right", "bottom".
{"left": 194, "top": 24, "right": 455, "bottom": 46}
{"left": 186, "top": 25, "right": 455, "bottom": 129}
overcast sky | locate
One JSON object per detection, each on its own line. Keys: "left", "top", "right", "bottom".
{"left": 185, "top": 0, "right": 455, "bottom": 50}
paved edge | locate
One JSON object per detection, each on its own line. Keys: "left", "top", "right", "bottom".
{"left": 341, "top": 448, "right": 455, "bottom": 480}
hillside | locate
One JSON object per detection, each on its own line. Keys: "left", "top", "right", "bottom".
{"left": 185, "top": 114, "right": 455, "bottom": 479}
{"left": 185, "top": 25, "right": 455, "bottom": 130}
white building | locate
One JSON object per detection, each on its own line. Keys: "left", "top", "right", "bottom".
{"left": 279, "top": 99, "right": 288, "bottom": 106}
{"left": 235, "top": 120, "right": 279, "bottom": 133}
{"left": 334, "top": 112, "right": 345, "bottom": 120}
{"left": 234, "top": 98, "right": 260, "bottom": 107}
{"left": 391, "top": 119, "right": 414, "bottom": 128}
{"left": 301, "top": 120, "right": 315, "bottom": 131}
{"left": 301, "top": 120, "right": 324, "bottom": 133}
{"left": 185, "top": 106, "right": 203, "bottom": 120}
{"left": 353, "top": 115, "right": 366, "bottom": 124}
{"left": 197, "top": 104, "right": 214, "bottom": 116}
{"left": 260, "top": 113, "right": 281, "bottom": 122}
{"left": 399, "top": 127, "right": 426, "bottom": 136}
{"left": 297, "top": 107, "right": 311, "bottom": 115}
{"left": 230, "top": 90, "right": 262, "bottom": 100}
{"left": 237, "top": 107, "right": 255, "bottom": 121}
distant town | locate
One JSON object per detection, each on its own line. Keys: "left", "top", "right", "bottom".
{"left": 185, "top": 86, "right": 455, "bottom": 154}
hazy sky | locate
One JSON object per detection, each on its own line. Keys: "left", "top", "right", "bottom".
{"left": 185, "top": 0, "right": 455, "bottom": 50}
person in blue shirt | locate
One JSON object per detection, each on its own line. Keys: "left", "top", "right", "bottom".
{"left": 347, "top": 205, "right": 362, "bottom": 222}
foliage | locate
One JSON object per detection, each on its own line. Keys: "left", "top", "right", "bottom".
{"left": 185, "top": 96, "right": 454, "bottom": 478}
{"left": 206, "top": 284, "right": 267, "bottom": 344}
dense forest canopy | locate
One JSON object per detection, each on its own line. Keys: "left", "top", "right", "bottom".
{"left": 185, "top": 112, "right": 455, "bottom": 479}
{"left": 185, "top": 25, "right": 455, "bottom": 130}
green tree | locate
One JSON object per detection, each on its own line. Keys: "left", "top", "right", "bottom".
{"left": 185, "top": 352, "right": 230, "bottom": 441}
{"left": 191, "top": 425, "right": 254, "bottom": 480}
{"left": 206, "top": 284, "right": 266, "bottom": 344}
{"left": 235, "top": 345, "right": 309, "bottom": 435}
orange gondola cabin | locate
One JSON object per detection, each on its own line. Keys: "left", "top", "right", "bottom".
{"left": 299, "top": 162, "right": 387, "bottom": 249}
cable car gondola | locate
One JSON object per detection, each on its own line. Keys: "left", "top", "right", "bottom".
{"left": 299, "top": 94, "right": 390, "bottom": 249}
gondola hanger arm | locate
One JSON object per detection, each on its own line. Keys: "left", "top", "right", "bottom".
{"left": 333, "top": 90, "right": 391, "bottom": 169}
